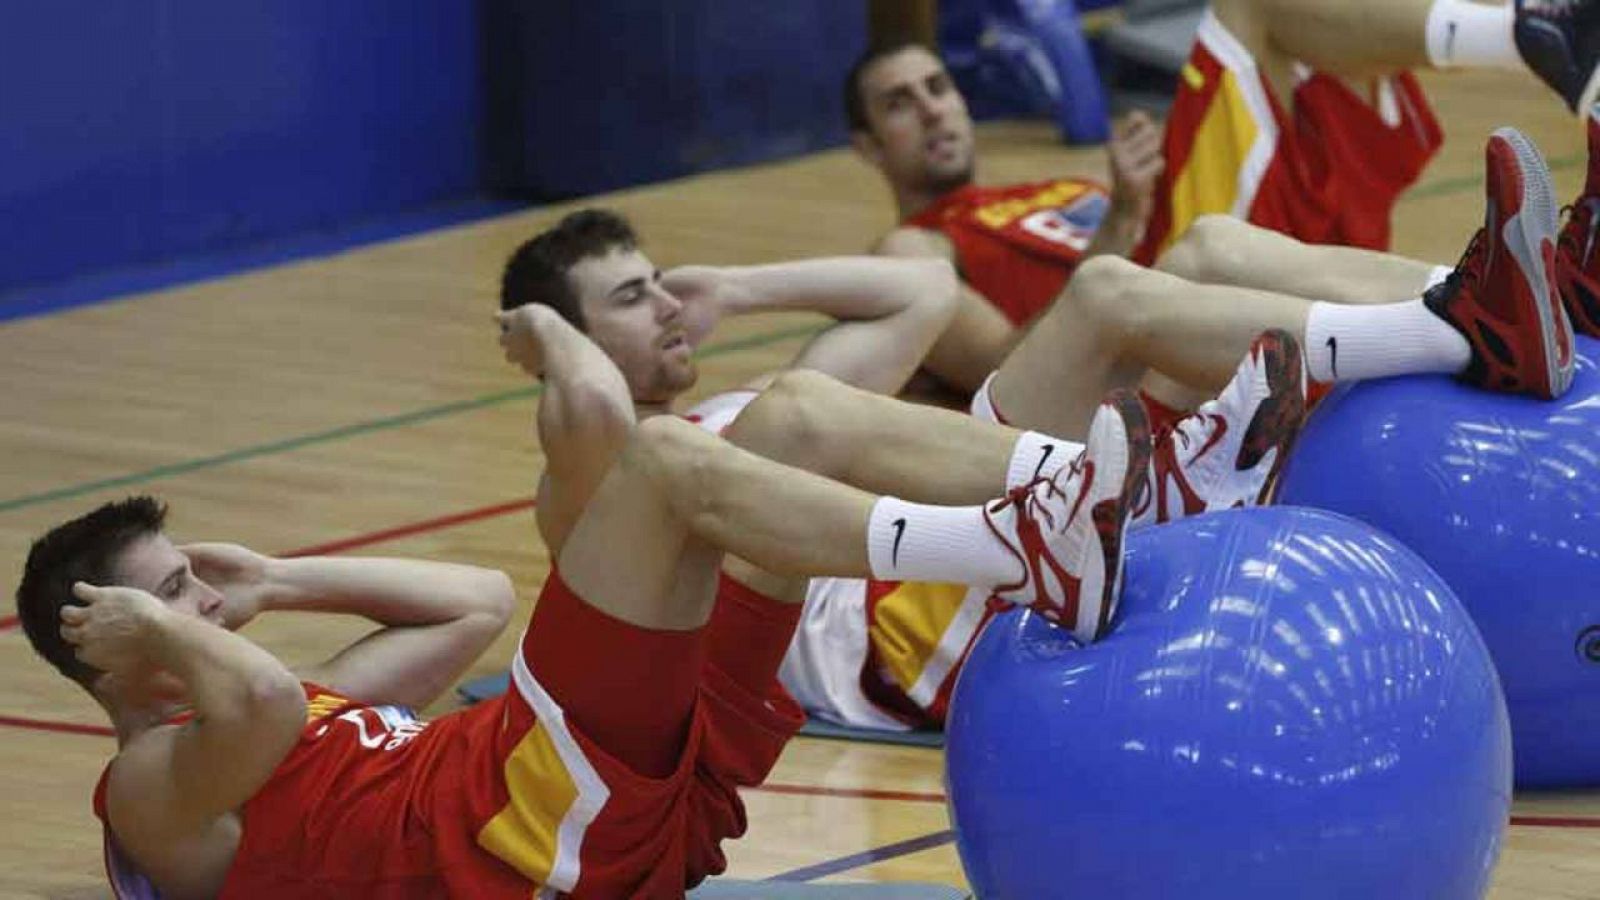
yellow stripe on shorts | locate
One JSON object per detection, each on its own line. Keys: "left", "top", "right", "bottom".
{"left": 869, "top": 581, "right": 972, "bottom": 694}
{"left": 1160, "top": 70, "right": 1263, "bottom": 259}
{"left": 476, "top": 721, "right": 579, "bottom": 887}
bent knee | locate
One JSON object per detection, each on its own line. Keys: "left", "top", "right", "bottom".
{"left": 725, "top": 369, "right": 849, "bottom": 474}
{"left": 1160, "top": 214, "right": 1249, "bottom": 283}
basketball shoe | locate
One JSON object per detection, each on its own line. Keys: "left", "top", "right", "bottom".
{"left": 1555, "top": 102, "right": 1600, "bottom": 337}
{"left": 986, "top": 389, "right": 1151, "bottom": 643}
{"left": 1130, "top": 329, "right": 1307, "bottom": 530}
{"left": 1424, "top": 127, "right": 1575, "bottom": 399}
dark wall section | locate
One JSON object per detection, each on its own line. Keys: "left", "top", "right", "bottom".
{"left": 497, "top": 2, "right": 862, "bottom": 199}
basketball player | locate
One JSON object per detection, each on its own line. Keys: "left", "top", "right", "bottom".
{"left": 1135, "top": 0, "right": 1600, "bottom": 263}
{"left": 848, "top": 7, "right": 1600, "bottom": 395}
{"left": 501, "top": 126, "right": 1574, "bottom": 729}
{"left": 18, "top": 373, "right": 1149, "bottom": 895}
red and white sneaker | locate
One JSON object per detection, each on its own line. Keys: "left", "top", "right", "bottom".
{"left": 1555, "top": 102, "right": 1600, "bottom": 337}
{"left": 1130, "top": 330, "right": 1307, "bottom": 529}
{"left": 985, "top": 389, "right": 1152, "bottom": 643}
{"left": 1424, "top": 127, "right": 1576, "bottom": 400}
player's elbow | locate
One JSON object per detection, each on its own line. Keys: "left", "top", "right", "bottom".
{"left": 546, "top": 376, "right": 634, "bottom": 447}
{"left": 474, "top": 569, "right": 516, "bottom": 631}
{"left": 917, "top": 258, "right": 961, "bottom": 324}
{"left": 243, "top": 667, "right": 308, "bottom": 741}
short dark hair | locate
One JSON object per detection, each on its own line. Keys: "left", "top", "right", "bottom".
{"left": 500, "top": 208, "right": 640, "bottom": 330}
{"left": 843, "top": 38, "right": 940, "bottom": 132}
{"left": 16, "top": 496, "right": 168, "bottom": 688}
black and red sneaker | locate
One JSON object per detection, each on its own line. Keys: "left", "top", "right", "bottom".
{"left": 1555, "top": 103, "right": 1600, "bottom": 336}
{"left": 985, "top": 389, "right": 1152, "bottom": 643}
{"left": 1424, "top": 128, "right": 1576, "bottom": 400}
{"left": 1516, "top": 0, "right": 1600, "bottom": 114}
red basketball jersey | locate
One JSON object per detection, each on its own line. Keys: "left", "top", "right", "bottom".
{"left": 906, "top": 179, "right": 1111, "bottom": 325}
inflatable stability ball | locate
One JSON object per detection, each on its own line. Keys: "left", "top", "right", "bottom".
{"left": 946, "top": 507, "right": 1510, "bottom": 900}
{"left": 1278, "top": 335, "right": 1600, "bottom": 786}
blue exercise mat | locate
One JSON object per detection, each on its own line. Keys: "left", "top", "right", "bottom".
{"left": 458, "top": 673, "right": 945, "bottom": 748}
{"left": 691, "top": 881, "right": 968, "bottom": 899}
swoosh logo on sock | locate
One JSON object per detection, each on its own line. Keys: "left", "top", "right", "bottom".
{"left": 891, "top": 517, "right": 908, "bottom": 567}
{"left": 1032, "top": 443, "right": 1056, "bottom": 480}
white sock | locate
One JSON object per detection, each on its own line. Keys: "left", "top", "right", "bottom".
{"left": 1006, "top": 431, "right": 1084, "bottom": 490}
{"left": 1426, "top": 0, "right": 1519, "bottom": 69}
{"left": 866, "top": 496, "right": 1021, "bottom": 586}
{"left": 1305, "top": 300, "right": 1471, "bottom": 382}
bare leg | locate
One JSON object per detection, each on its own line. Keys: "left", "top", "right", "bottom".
{"left": 541, "top": 416, "right": 875, "bottom": 779}
{"left": 716, "top": 370, "right": 1026, "bottom": 600}
{"left": 722, "top": 370, "right": 1022, "bottom": 508}
{"left": 561, "top": 416, "right": 879, "bottom": 624}
{"left": 1214, "top": 0, "right": 1440, "bottom": 97}
{"left": 989, "top": 256, "right": 1316, "bottom": 436}
{"left": 1159, "top": 215, "right": 1440, "bottom": 304}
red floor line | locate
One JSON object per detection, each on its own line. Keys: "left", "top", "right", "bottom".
{"left": 752, "top": 782, "right": 948, "bottom": 803}
{"left": 0, "top": 498, "right": 541, "bottom": 636}
{"left": 0, "top": 712, "right": 1596, "bottom": 833}
{"left": 278, "top": 497, "right": 537, "bottom": 558}
{"left": 755, "top": 783, "right": 1600, "bottom": 831}
{"left": 9, "top": 502, "right": 1600, "bottom": 834}
{"left": 1510, "top": 815, "right": 1600, "bottom": 829}
{"left": 0, "top": 714, "right": 114, "bottom": 738}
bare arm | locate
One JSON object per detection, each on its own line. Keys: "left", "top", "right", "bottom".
{"left": 63, "top": 584, "right": 305, "bottom": 838}
{"left": 669, "top": 256, "right": 960, "bottom": 395}
{"left": 497, "top": 304, "right": 637, "bottom": 551}
{"left": 875, "top": 227, "right": 1019, "bottom": 394}
{"left": 184, "top": 544, "right": 514, "bottom": 709}
{"left": 1084, "top": 111, "right": 1164, "bottom": 260}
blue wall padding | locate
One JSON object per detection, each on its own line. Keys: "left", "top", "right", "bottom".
{"left": 940, "top": 0, "right": 1111, "bottom": 143}
{"left": 0, "top": 1, "right": 483, "bottom": 301}
{"left": 501, "top": 2, "right": 863, "bottom": 199}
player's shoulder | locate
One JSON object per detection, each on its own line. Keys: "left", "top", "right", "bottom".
{"left": 872, "top": 225, "right": 955, "bottom": 260}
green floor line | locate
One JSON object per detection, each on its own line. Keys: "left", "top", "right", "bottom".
{"left": 2, "top": 323, "right": 824, "bottom": 514}
{"left": 13, "top": 142, "right": 1577, "bottom": 515}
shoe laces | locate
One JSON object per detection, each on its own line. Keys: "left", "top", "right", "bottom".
{"left": 1560, "top": 199, "right": 1600, "bottom": 267}
{"left": 1434, "top": 229, "right": 1488, "bottom": 303}
{"left": 987, "top": 452, "right": 1090, "bottom": 535}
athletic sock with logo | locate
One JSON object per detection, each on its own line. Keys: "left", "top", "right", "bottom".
{"left": 1005, "top": 431, "right": 1084, "bottom": 491}
{"left": 1425, "top": 0, "right": 1519, "bottom": 69}
{"left": 1304, "top": 299, "right": 1471, "bottom": 383}
{"left": 865, "top": 496, "right": 1023, "bottom": 586}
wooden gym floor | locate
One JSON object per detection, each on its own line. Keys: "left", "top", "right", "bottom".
{"left": 1, "top": 68, "right": 1596, "bottom": 898}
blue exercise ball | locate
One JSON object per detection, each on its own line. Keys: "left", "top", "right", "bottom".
{"left": 1278, "top": 335, "right": 1600, "bottom": 787}
{"left": 946, "top": 507, "right": 1510, "bottom": 900}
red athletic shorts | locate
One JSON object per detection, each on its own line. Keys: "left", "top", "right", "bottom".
{"left": 475, "top": 569, "right": 804, "bottom": 897}
{"left": 1134, "top": 9, "right": 1442, "bottom": 265}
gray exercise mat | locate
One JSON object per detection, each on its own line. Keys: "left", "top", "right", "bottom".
{"left": 460, "top": 672, "right": 945, "bottom": 748}
{"left": 797, "top": 717, "right": 944, "bottom": 748}
{"left": 690, "top": 881, "right": 969, "bottom": 899}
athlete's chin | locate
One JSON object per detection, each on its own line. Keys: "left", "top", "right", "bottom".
{"left": 924, "top": 162, "right": 975, "bottom": 196}
{"left": 653, "top": 363, "right": 698, "bottom": 401}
